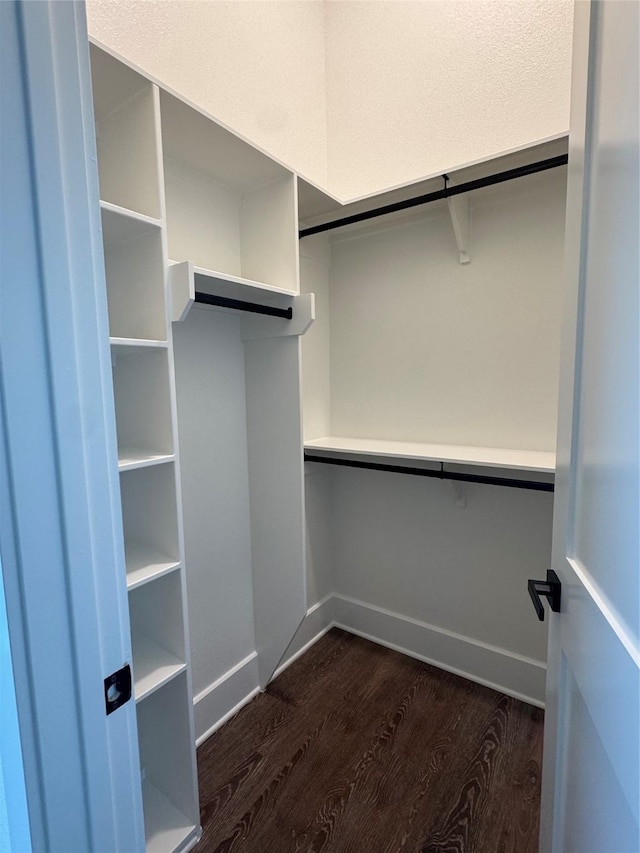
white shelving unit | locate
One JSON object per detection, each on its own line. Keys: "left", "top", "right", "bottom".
{"left": 161, "top": 90, "right": 298, "bottom": 292}
{"left": 91, "top": 43, "right": 200, "bottom": 853}
{"left": 299, "top": 145, "right": 566, "bottom": 472}
{"left": 91, "top": 36, "right": 315, "bottom": 851}
{"left": 165, "top": 97, "right": 313, "bottom": 689}
{"left": 297, "top": 149, "right": 566, "bottom": 706}
{"left": 129, "top": 571, "right": 188, "bottom": 702}
{"left": 137, "top": 674, "right": 198, "bottom": 853}
{"left": 100, "top": 203, "right": 166, "bottom": 342}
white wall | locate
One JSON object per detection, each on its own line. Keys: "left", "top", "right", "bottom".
{"left": 88, "top": 0, "right": 573, "bottom": 201}
{"left": 87, "top": 0, "right": 328, "bottom": 188}
{"left": 328, "top": 168, "right": 567, "bottom": 451}
{"left": 172, "top": 309, "right": 256, "bottom": 701}
{"left": 329, "top": 466, "right": 551, "bottom": 699}
{"left": 325, "top": 0, "right": 574, "bottom": 199}
{"left": 297, "top": 170, "right": 566, "bottom": 704}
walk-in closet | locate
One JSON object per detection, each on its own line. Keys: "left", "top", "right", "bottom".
{"left": 4, "top": 1, "right": 638, "bottom": 851}
{"left": 90, "top": 32, "right": 564, "bottom": 853}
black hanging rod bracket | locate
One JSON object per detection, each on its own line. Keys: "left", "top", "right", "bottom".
{"left": 299, "top": 154, "right": 568, "bottom": 238}
{"left": 195, "top": 291, "right": 292, "bottom": 319}
{"left": 303, "top": 453, "right": 554, "bottom": 492}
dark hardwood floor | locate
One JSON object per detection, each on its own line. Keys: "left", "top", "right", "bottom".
{"left": 194, "top": 629, "right": 544, "bottom": 853}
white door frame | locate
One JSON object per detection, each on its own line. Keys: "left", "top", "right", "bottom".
{"left": 0, "top": 2, "right": 144, "bottom": 850}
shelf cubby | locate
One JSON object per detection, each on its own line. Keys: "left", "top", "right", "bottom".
{"left": 137, "top": 674, "right": 199, "bottom": 851}
{"left": 90, "top": 44, "right": 162, "bottom": 219}
{"left": 119, "top": 464, "right": 180, "bottom": 588}
{"left": 160, "top": 91, "right": 298, "bottom": 292}
{"left": 112, "top": 347, "right": 174, "bottom": 468}
{"left": 101, "top": 203, "right": 166, "bottom": 342}
{"left": 130, "top": 571, "right": 186, "bottom": 702}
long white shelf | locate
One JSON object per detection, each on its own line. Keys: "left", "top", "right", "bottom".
{"left": 304, "top": 436, "right": 556, "bottom": 473}
{"left": 192, "top": 264, "right": 297, "bottom": 298}
{"left": 125, "top": 542, "right": 181, "bottom": 591}
{"left": 170, "top": 260, "right": 298, "bottom": 324}
{"left": 118, "top": 450, "right": 175, "bottom": 472}
{"left": 142, "top": 780, "right": 197, "bottom": 853}
{"left": 132, "top": 634, "right": 186, "bottom": 703}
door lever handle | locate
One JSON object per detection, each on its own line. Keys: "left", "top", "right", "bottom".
{"left": 528, "top": 570, "right": 561, "bottom": 621}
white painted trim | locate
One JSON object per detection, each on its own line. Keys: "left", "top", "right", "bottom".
{"left": 195, "top": 689, "right": 261, "bottom": 748}
{"left": 193, "top": 591, "right": 545, "bottom": 748}
{"left": 333, "top": 595, "right": 546, "bottom": 707}
{"left": 273, "top": 595, "right": 336, "bottom": 679}
{"left": 194, "top": 653, "right": 260, "bottom": 745}
{"left": 194, "top": 597, "right": 335, "bottom": 745}
{"left": 567, "top": 557, "right": 640, "bottom": 667}
{"left": 1, "top": 4, "right": 144, "bottom": 849}
{"left": 193, "top": 651, "right": 258, "bottom": 707}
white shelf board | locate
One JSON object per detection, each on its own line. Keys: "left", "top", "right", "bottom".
{"left": 142, "top": 780, "right": 196, "bottom": 853}
{"left": 110, "top": 337, "right": 168, "bottom": 351}
{"left": 125, "top": 542, "right": 180, "bottom": 591}
{"left": 192, "top": 265, "right": 297, "bottom": 298}
{"left": 100, "top": 200, "right": 162, "bottom": 247}
{"left": 304, "top": 436, "right": 556, "bottom": 473}
{"left": 118, "top": 450, "right": 174, "bottom": 472}
{"left": 170, "top": 261, "right": 298, "bottom": 323}
{"left": 132, "top": 634, "right": 186, "bottom": 703}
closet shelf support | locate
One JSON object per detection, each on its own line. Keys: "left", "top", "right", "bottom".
{"left": 445, "top": 189, "right": 471, "bottom": 264}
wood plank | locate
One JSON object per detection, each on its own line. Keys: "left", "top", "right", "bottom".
{"left": 194, "top": 630, "right": 543, "bottom": 853}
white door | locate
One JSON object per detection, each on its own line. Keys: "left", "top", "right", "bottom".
{"left": 0, "top": 2, "right": 144, "bottom": 850}
{"left": 538, "top": 1, "right": 639, "bottom": 850}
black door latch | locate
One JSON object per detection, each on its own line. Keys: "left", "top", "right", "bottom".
{"left": 104, "top": 664, "right": 132, "bottom": 715}
{"left": 528, "top": 570, "right": 561, "bottom": 621}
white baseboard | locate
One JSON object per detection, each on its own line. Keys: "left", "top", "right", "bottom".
{"left": 194, "top": 652, "right": 260, "bottom": 745}
{"left": 194, "top": 596, "right": 335, "bottom": 745}
{"left": 195, "top": 592, "right": 545, "bottom": 746}
{"left": 333, "top": 594, "right": 546, "bottom": 707}
{"left": 274, "top": 595, "right": 335, "bottom": 679}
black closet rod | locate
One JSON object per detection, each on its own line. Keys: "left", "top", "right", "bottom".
{"left": 304, "top": 454, "right": 555, "bottom": 493}
{"left": 299, "top": 154, "right": 568, "bottom": 238}
{"left": 195, "top": 291, "right": 293, "bottom": 319}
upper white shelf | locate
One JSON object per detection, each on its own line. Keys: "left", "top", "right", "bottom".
{"left": 169, "top": 261, "right": 314, "bottom": 340}
{"left": 304, "top": 436, "right": 556, "bottom": 473}
{"left": 170, "top": 261, "right": 297, "bottom": 323}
